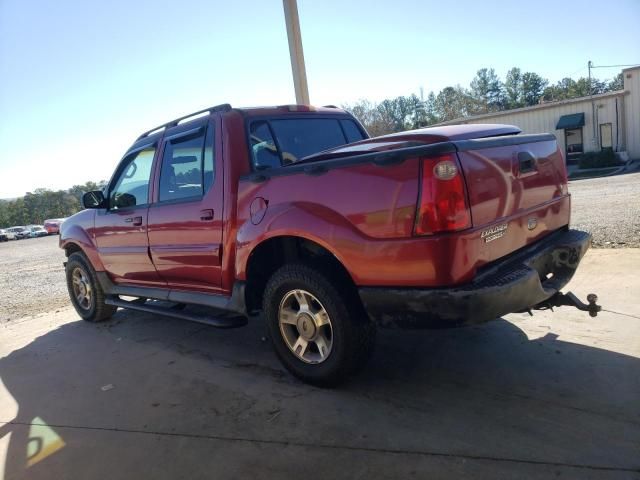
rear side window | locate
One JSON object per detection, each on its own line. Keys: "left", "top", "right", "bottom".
{"left": 341, "top": 119, "right": 364, "bottom": 143}
{"left": 158, "top": 126, "right": 214, "bottom": 202}
{"left": 248, "top": 117, "right": 366, "bottom": 170}
{"left": 250, "top": 121, "right": 281, "bottom": 171}
{"left": 269, "top": 119, "right": 346, "bottom": 164}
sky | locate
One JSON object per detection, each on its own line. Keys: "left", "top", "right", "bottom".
{"left": 0, "top": 0, "right": 638, "bottom": 198}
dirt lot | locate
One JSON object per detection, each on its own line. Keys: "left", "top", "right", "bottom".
{"left": 0, "top": 236, "right": 67, "bottom": 322}
{"left": 569, "top": 171, "right": 640, "bottom": 248}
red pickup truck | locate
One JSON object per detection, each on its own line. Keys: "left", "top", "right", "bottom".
{"left": 60, "top": 103, "right": 599, "bottom": 385}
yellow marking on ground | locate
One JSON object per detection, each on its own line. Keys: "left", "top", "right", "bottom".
{"left": 26, "top": 417, "right": 65, "bottom": 467}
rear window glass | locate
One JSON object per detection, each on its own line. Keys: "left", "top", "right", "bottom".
{"left": 248, "top": 117, "right": 366, "bottom": 170}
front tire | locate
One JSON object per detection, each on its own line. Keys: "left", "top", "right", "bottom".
{"left": 263, "top": 264, "right": 375, "bottom": 386}
{"left": 65, "top": 252, "right": 116, "bottom": 322}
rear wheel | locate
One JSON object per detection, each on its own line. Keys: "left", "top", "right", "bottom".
{"left": 65, "top": 252, "right": 116, "bottom": 322}
{"left": 263, "top": 264, "right": 375, "bottom": 386}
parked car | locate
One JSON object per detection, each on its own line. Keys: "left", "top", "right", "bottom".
{"left": 0, "top": 229, "right": 14, "bottom": 241}
{"left": 7, "top": 226, "right": 30, "bottom": 239}
{"left": 44, "top": 218, "right": 66, "bottom": 235}
{"left": 59, "top": 103, "right": 600, "bottom": 386}
{"left": 29, "top": 226, "right": 49, "bottom": 238}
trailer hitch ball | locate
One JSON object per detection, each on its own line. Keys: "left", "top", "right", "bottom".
{"left": 587, "top": 294, "right": 599, "bottom": 317}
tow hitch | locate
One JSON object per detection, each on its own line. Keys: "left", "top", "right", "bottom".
{"left": 535, "top": 292, "right": 602, "bottom": 317}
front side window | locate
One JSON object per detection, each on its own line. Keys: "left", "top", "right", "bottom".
{"left": 158, "top": 126, "right": 214, "bottom": 202}
{"left": 110, "top": 147, "right": 155, "bottom": 209}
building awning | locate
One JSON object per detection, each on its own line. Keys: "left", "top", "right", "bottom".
{"left": 556, "top": 113, "right": 585, "bottom": 129}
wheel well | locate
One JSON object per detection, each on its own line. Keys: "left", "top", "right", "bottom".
{"left": 245, "top": 236, "right": 357, "bottom": 313}
{"left": 64, "top": 242, "right": 83, "bottom": 257}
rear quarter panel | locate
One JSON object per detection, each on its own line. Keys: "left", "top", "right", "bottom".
{"left": 235, "top": 159, "right": 421, "bottom": 283}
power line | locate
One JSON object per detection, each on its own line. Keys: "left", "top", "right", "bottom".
{"left": 590, "top": 63, "right": 640, "bottom": 69}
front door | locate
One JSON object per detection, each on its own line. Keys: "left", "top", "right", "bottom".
{"left": 94, "top": 144, "right": 165, "bottom": 286}
{"left": 564, "top": 128, "right": 583, "bottom": 159}
{"left": 146, "top": 118, "right": 224, "bottom": 293}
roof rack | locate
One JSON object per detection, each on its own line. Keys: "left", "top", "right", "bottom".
{"left": 137, "top": 103, "right": 232, "bottom": 140}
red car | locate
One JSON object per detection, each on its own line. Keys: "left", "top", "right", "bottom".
{"left": 60, "top": 103, "right": 599, "bottom": 385}
{"left": 44, "top": 218, "right": 65, "bottom": 235}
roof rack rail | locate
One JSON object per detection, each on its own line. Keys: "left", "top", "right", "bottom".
{"left": 323, "top": 104, "right": 338, "bottom": 108}
{"left": 137, "top": 103, "right": 232, "bottom": 140}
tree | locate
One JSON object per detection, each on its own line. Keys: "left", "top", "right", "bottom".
{"left": 435, "top": 86, "right": 474, "bottom": 121}
{"left": 470, "top": 68, "right": 505, "bottom": 113}
{"left": 521, "top": 72, "right": 548, "bottom": 106}
{"left": 423, "top": 92, "right": 439, "bottom": 126}
{"left": 607, "top": 73, "right": 623, "bottom": 91}
{"left": 504, "top": 67, "right": 523, "bottom": 109}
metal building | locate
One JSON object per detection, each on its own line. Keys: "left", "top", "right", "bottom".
{"left": 438, "top": 66, "right": 640, "bottom": 162}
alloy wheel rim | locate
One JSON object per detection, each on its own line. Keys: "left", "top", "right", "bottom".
{"left": 71, "top": 267, "right": 92, "bottom": 310}
{"left": 278, "top": 289, "right": 333, "bottom": 364}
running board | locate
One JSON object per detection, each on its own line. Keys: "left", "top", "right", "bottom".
{"left": 105, "top": 296, "right": 248, "bottom": 329}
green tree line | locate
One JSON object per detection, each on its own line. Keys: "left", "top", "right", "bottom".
{"left": 0, "top": 181, "right": 106, "bottom": 228}
{"left": 344, "top": 68, "right": 623, "bottom": 136}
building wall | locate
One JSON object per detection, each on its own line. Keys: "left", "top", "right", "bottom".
{"left": 440, "top": 66, "right": 640, "bottom": 160}
{"left": 623, "top": 67, "right": 640, "bottom": 158}
{"left": 455, "top": 94, "right": 625, "bottom": 155}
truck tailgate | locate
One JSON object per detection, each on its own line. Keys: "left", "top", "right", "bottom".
{"left": 454, "top": 134, "right": 570, "bottom": 265}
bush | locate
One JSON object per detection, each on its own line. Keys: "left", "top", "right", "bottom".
{"left": 578, "top": 149, "right": 622, "bottom": 169}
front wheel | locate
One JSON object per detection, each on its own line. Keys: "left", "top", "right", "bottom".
{"left": 65, "top": 252, "right": 117, "bottom": 322}
{"left": 263, "top": 264, "right": 376, "bottom": 386}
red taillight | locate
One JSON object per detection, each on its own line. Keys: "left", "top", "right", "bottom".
{"left": 415, "top": 154, "right": 471, "bottom": 235}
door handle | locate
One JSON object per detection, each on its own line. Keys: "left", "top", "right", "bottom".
{"left": 125, "top": 216, "right": 143, "bottom": 226}
{"left": 200, "top": 209, "right": 214, "bottom": 221}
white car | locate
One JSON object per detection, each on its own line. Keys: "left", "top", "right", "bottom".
{"left": 7, "top": 226, "right": 30, "bottom": 239}
{"left": 28, "top": 226, "right": 49, "bottom": 238}
{"left": 0, "top": 229, "right": 16, "bottom": 241}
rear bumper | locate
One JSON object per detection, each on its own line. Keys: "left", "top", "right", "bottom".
{"left": 359, "top": 228, "right": 591, "bottom": 328}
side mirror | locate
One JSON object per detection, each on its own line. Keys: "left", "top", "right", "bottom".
{"left": 82, "top": 190, "right": 106, "bottom": 209}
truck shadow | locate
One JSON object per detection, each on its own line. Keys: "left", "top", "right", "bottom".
{"left": 1, "top": 309, "right": 639, "bottom": 478}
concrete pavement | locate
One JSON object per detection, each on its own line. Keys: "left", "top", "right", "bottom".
{"left": 0, "top": 249, "right": 639, "bottom": 479}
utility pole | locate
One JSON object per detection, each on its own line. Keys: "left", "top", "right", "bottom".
{"left": 588, "top": 60, "right": 597, "bottom": 148}
{"left": 283, "top": 0, "right": 310, "bottom": 105}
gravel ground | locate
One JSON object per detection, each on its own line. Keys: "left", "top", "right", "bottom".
{"left": 569, "top": 171, "right": 640, "bottom": 248}
{"left": 0, "top": 171, "right": 638, "bottom": 322}
{"left": 0, "top": 235, "right": 68, "bottom": 322}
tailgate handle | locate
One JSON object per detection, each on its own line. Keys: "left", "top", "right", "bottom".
{"left": 518, "top": 151, "right": 537, "bottom": 173}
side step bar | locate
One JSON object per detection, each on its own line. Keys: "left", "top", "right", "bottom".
{"left": 105, "top": 296, "right": 248, "bottom": 329}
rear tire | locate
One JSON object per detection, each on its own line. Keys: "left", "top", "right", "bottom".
{"left": 65, "top": 252, "right": 117, "bottom": 322}
{"left": 263, "top": 264, "right": 375, "bottom": 387}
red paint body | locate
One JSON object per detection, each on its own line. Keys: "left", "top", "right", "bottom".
{"left": 60, "top": 106, "right": 570, "bottom": 300}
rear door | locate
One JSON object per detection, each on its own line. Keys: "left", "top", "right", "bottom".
{"left": 146, "top": 116, "right": 224, "bottom": 293}
{"left": 94, "top": 143, "right": 165, "bottom": 286}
